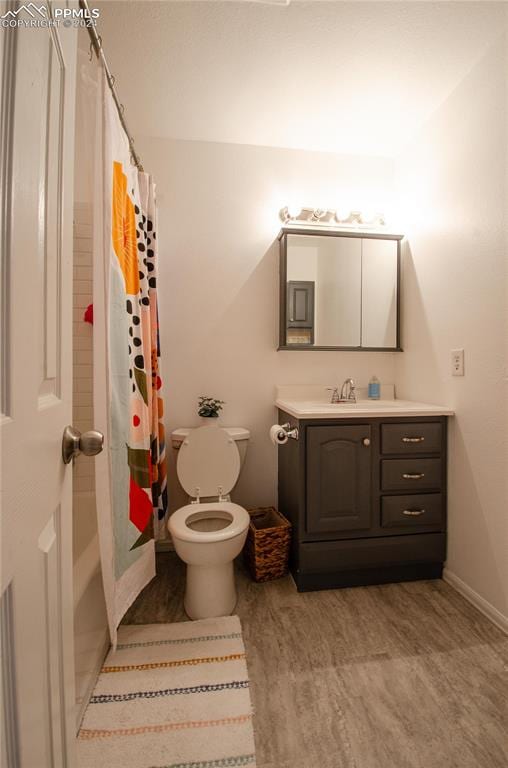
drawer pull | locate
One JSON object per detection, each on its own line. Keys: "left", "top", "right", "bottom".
{"left": 402, "top": 436, "right": 425, "bottom": 443}
{"left": 402, "top": 472, "right": 425, "bottom": 480}
{"left": 403, "top": 509, "right": 425, "bottom": 516}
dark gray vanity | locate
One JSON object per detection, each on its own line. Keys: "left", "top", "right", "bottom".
{"left": 277, "top": 404, "right": 450, "bottom": 590}
{"left": 275, "top": 225, "right": 452, "bottom": 590}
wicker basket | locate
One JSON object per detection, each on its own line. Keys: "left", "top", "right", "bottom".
{"left": 244, "top": 507, "right": 291, "bottom": 583}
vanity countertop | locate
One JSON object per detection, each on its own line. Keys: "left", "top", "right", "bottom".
{"left": 275, "top": 397, "right": 454, "bottom": 419}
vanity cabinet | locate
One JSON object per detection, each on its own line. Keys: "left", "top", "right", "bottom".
{"left": 278, "top": 411, "right": 448, "bottom": 590}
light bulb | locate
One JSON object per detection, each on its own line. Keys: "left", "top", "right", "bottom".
{"left": 287, "top": 205, "right": 302, "bottom": 220}
{"left": 309, "top": 208, "right": 326, "bottom": 222}
{"left": 335, "top": 208, "right": 350, "bottom": 223}
{"left": 361, "top": 210, "right": 375, "bottom": 224}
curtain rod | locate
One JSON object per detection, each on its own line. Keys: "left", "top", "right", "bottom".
{"left": 78, "top": 0, "right": 144, "bottom": 171}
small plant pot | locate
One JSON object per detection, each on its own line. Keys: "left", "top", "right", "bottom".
{"left": 199, "top": 416, "right": 220, "bottom": 427}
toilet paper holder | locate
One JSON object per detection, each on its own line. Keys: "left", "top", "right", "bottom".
{"left": 280, "top": 422, "right": 299, "bottom": 441}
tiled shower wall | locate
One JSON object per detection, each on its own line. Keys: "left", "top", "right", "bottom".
{"left": 72, "top": 202, "right": 108, "bottom": 725}
{"left": 73, "top": 202, "right": 94, "bottom": 477}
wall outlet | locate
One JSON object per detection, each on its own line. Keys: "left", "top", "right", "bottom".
{"left": 451, "top": 348, "right": 465, "bottom": 376}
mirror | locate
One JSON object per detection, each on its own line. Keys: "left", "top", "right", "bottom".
{"left": 279, "top": 230, "right": 401, "bottom": 350}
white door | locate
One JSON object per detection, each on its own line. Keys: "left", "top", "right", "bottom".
{"left": 1, "top": 2, "right": 78, "bottom": 766}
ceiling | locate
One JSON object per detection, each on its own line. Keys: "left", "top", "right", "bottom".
{"left": 93, "top": 1, "right": 506, "bottom": 158}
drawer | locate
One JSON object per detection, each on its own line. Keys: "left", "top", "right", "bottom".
{"left": 381, "top": 494, "right": 443, "bottom": 530}
{"left": 381, "top": 423, "right": 442, "bottom": 454}
{"left": 381, "top": 458, "right": 442, "bottom": 491}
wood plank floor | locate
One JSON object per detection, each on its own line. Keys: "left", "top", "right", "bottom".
{"left": 123, "top": 553, "right": 508, "bottom": 768}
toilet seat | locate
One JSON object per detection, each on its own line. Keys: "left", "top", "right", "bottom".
{"left": 176, "top": 426, "right": 240, "bottom": 499}
{"left": 169, "top": 502, "right": 249, "bottom": 544}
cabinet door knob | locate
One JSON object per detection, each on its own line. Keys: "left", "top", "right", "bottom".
{"left": 362, "top": 438, "right": 371, "bottom": 446}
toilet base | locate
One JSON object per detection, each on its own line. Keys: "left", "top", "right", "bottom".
{"left": 184, "top": 561, "right": 237, "bottom": 620}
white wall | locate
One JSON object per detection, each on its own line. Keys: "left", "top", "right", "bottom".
{"left": 394, "top": 33, "right": 508, "bottom": 624}
{"left": 138, "top": 136, "right": 396, "bottom": 513}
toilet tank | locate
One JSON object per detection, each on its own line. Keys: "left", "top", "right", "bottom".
{"left": 171, "top": 427, "right": 250, "bottom": 468}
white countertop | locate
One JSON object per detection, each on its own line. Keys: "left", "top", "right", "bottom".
{"left": 275, "top": 394, "right": 454, "bottom": 419}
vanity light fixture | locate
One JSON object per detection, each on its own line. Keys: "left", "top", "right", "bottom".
{"left": 279, "top": 206, "right": 386, "bottom": 228}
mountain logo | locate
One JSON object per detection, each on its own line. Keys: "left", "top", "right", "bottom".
{"left": 1, "top": 3, "right": 47, "bottom": 19}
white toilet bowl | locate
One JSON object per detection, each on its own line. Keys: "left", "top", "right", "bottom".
{"left": 169, "top": 501, "right": 249, "bottom": 619}
{"left": 168, "top": 425, "right": 250, "bottom": 620}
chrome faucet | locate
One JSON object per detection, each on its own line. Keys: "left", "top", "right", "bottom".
{"left": 340, "top": 378, "right": 356, "bottom": 403}
{"left": 326, "top": 378, "right": 357, "bottom": 404}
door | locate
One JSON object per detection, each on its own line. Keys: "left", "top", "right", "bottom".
{"left": 306, "top": 425, "right": 372, "bottom": 534}
{"left": 1, "top": 3, "right": 77, "bottom": 766}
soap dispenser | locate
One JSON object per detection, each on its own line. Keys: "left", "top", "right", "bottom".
{"left": 368, "top": 375, "right": 380, "bottom": 400}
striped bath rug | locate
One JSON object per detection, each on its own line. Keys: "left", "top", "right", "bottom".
{"left": 77, "top": 615, "right": 256, "bottom": 768}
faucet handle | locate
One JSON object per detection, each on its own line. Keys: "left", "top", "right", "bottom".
{"left": 326, "top": 386, "right": 340, "bottom": 404}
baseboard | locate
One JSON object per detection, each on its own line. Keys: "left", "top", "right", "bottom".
{"left": 443, "top": 568, "right": 508, "bottom": 635}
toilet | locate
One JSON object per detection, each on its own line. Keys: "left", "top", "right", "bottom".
{"left": 168, "top": 425, "right": 250, "bottom": 620}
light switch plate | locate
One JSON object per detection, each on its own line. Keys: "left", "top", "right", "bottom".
{"left": 451, "top": 348, "right": 465, "bottom": 376}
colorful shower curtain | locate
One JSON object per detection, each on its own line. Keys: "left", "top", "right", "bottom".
{"left": 94, "top": 72, "right": 168, "bottom": 645}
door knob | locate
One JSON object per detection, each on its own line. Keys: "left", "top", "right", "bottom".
{"left": 62, "top": 425, "right": 104, "bottom": 465}
{"left": 363, "top": 438, "right": 371, "bottom": 446}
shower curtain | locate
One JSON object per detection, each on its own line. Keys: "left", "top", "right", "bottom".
{"left": 94, "top": 72, "right": 168, "bottom": 645}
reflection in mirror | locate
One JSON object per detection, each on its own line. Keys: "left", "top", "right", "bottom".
{"left": 286, "top": 235, "right": 361, "bottom": 346}
{"left": 362, "top": 239, "right": 398, "bottom": 348}
{"left": 280, "top": 231, "right": 401, "bottom": 350}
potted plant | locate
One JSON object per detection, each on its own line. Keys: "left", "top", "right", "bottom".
{"left": 198, "top": 396, "right": 225, "bottom": 424}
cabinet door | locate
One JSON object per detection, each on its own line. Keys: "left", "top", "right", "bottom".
{"left": 306, "top": 425, "right": 372, "bottom": 533}
{"left": 287, "top": 281, "right": 315, "bottom": 328}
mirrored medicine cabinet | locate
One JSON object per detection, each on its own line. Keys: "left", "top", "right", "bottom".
{"left": 278, "top": 229, "right": 402, "bottom": 351}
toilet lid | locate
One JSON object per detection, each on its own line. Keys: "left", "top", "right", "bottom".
{"left": 176, "top": 426, "right": 241, "bottom": 498}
